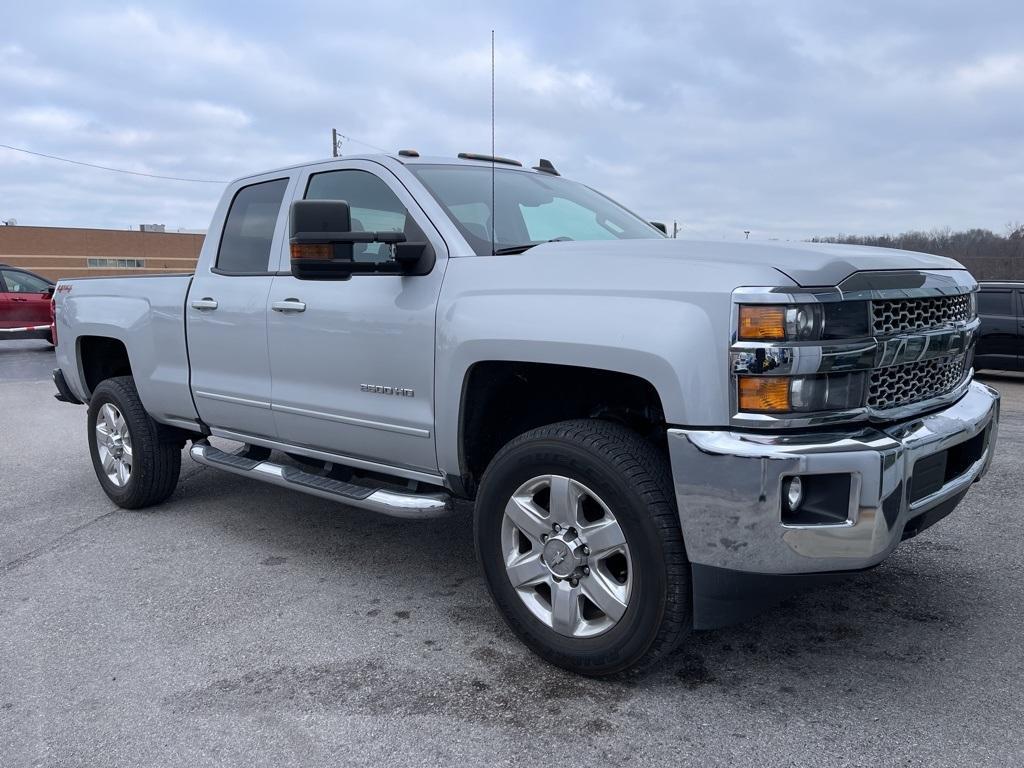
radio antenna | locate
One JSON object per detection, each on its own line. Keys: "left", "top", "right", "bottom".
{"left": 491, "top": 29, "right": 496, "bottom": 256}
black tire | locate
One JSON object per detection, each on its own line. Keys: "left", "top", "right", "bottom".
{"left": 474, "top": 419, "right": 690, "bottom": 676}
{"left": 87, "top": 376, "right": 181, "bottom": 509}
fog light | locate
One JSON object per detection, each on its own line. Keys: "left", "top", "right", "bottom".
{"left": 781, "top": 474, "right": 853, "bottom": 526}
{"left": 784, "top": 476, "right": 803, "bottom": 511}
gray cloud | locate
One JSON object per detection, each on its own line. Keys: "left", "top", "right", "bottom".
{"left": 1, "top": 0, "right": 1022, "bottom": 240}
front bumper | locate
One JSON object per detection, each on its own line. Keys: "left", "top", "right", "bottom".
{"left": 667, "top": 380, "right": 999, "bottom": 576}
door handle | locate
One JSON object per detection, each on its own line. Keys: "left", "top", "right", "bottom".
{"left": 190, "top": 297, "right": 218, "bottom": 311}
{"left": 272, "top": 299, "right": 306, "bottom": 313}
{"left": 11, "top": 296, "right": 27, "bottom": 302}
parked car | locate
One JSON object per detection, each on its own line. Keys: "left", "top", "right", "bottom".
{"left": 0, "top": 264, "right": 55, "bottom": 344}
{"left": 51, "top": 153, "right": 999, "bottom": 676}
{"left": 975, "top": 281, "right": 1023, "bottom": 372}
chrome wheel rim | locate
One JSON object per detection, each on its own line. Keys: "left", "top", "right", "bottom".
{"left": 95, "top": 403, "right": 132, "bottom": 487}
{"left": 501, "top": 474, "right": 632, "bottom": 638}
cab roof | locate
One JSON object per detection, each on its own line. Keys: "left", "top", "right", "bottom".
{"left": 229, "top": 153, "right": 551, "bottom": 186}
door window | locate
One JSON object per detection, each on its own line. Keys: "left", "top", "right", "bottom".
{"left": 304, "top": 170, "right": 425, "bottom": 264}
{"left": 216, "top": 178, "right": 289, "bottom": 274}
{"left": 979, "top": 290, "right": 1013, "bottom": 316}
{"left": 1, "top": 270, "right": 50, "bottom": 293}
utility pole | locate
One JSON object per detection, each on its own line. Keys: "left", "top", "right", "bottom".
{"left": 332, "top": 128, "right": 339, "bottom": 157}
{"left": 744, "top": 230, "right": 751, "bottom": 240}
{"left": 672, "top": 221, "right": 679, "bottom": 239}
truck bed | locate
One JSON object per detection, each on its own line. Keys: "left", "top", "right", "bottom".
{"left": 53, "top": 273, "right": 200, "bottom": 429}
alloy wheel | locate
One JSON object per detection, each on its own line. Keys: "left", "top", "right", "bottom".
{"left": 95, "top": 403, "right": 133, "bottom": 487}
{"left": 500, "top": 474, "right": 632, "bottom": 638}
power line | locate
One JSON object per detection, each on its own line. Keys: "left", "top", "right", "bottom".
{"left": 0, "top": 143, "right": 228, "bottom": 183}
{"left": 332, "top": 132, "right": 390, "bottom": 154}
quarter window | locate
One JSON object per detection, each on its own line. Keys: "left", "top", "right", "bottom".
{"left": 304, "top": 170, "right": 425, "bottom": 264}
{"left": 216, "top": 178, "right": 289, "bottom": 274}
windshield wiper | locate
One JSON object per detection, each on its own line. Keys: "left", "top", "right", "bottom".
{"left": 492, "top": 237, "right": 572, "bottom": 255}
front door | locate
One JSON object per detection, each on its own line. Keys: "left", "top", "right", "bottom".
{"left": 187, "top": 174, "right": 294, "bottom": 438}
{"left": 0, "top": 269, "right": 51, "bottom": 328}
{"left": 266, "top": 160, "right": 447, "bottom": 475}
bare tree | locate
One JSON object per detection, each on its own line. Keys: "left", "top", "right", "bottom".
{"left": 810, "top": 224, "right": 1024, "bottom": 279}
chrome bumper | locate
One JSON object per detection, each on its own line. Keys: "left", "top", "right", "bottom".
{"left": 667, "top": 381, "right": 999, "bottom": 575}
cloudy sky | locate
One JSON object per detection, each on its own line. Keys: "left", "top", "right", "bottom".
{"left": 1, "top": 0, "right": 1022, "bottom": 240}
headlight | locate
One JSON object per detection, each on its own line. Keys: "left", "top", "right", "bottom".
{"left": 737, "top": 302, "right": 870, "bottom": 342}
{"left": 737, "top": 373, "right": 867, "bottom": 413}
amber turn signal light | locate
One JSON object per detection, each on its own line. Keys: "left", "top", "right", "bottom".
{"left": 290, "top": 243, "right": 333, "bottom": 260}
{"left": 738, "top": 305, "right": 786, "bottom": 340}
{"left": 738, "top": 376, "right": 791, "bottom": 412}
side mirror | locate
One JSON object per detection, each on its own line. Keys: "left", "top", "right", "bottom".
{"left": 649, "top": 221, "right": 668, "bottom": 235}
{"left": 289, "top": 199, "right": 409, "bottom": 280}
{"left": 45, "top": 285, "right": 56, "bottom": 296}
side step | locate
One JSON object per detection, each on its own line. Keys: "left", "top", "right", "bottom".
{"left": 190, "top": 442, "right": 453, "bottom": 519}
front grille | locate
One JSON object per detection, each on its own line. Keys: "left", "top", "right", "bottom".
{"left": 872, "top": 294, "right": 972, "bottom": 336}
{"left": 867, "top": 355, "right": 967, "bottom": 410}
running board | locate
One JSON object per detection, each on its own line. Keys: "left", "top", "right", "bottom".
{"left": 189, "top": 442, "right": 453, "bottom": 519}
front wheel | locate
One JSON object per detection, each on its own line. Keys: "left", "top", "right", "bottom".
{"left": 87, "top": 376, "right": 181, "bottom": 509}
{"left": 474, "top": 420, "right": 690, "bottom": 676}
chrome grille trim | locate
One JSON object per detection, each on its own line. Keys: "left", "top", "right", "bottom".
{"left": 867, "top": 355, "right": 969, "bottom": 410}
{"left": 730, "top": 269, "right": 980, "bottom": 429}
{"left": 871, "top": 294, "right": 972, "bottom": 336}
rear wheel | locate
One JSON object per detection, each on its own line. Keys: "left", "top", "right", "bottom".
{"left": 87, "top": 376, "right": 181, "bottom": 509}
{"left": 475, "top": 419, "right": 690, "bottom": 676}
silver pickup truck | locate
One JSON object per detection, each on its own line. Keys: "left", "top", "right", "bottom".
{"left": 52, "top": 152, "right": 1000, "bottom": 676}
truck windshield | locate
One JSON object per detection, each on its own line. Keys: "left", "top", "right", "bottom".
{"left": 409, "top": 164, "right": 663, "bottom": 256}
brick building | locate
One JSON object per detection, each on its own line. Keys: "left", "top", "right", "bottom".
{"left": 0, "top": 225, "right": 204, "bottom": 281}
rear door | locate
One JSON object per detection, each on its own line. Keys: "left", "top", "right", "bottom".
{"left": 265, "top": 159, "right": 447, "bottom": 475}
{"left": 186, "top": 174, "right": 296, "bottom": 438}
{"left": 975, "top": 288, "right": 1018, "bottom": 372}
{"left": 0, "top": 269, "right": 51, "bottom": 327}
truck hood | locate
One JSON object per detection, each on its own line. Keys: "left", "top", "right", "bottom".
{"left": 523, "top": 238, "right": 965, "bottom": 287}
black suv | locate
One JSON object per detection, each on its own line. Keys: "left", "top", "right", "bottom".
{"left": 976, "top": 281, "right": 1024, "bottom": 372}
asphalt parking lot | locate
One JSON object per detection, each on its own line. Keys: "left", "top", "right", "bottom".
{"left": 2, "top": 339, "right": 1023, "bottom": 767}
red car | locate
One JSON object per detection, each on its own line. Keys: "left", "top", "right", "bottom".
{"left": 0, "top": 265, "right": 55, "bottom": 344}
